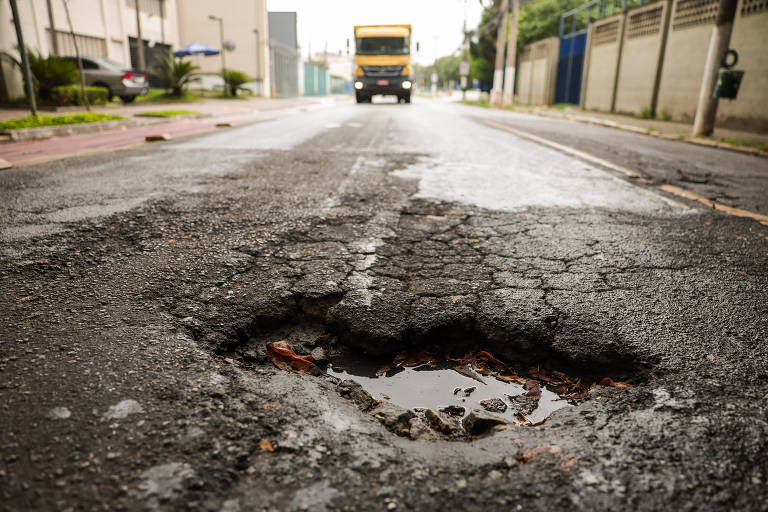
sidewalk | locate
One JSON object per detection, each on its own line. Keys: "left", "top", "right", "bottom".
{"left": 0, "top": 95, "right": 347, "bottom": 166}
{"left": 515, "top": 104, "right": 768, "bottom": 157}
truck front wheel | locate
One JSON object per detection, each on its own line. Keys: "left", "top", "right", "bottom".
{"left": 355, "top": 92, "right": 369, "bottom": 103}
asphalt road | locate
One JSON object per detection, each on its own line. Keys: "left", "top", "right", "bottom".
{"left": 1, "top": 97, "right": 767, "bottom": 511}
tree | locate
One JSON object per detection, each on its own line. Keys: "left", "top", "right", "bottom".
{"left": 517, "top": 0, "right": 585, "bottom": 49}
{"left": 469, "top": 0, "right": 503, "bottom": 85}
{"left": 151, "top": 50, "right": 199, "bottom": 96}
{"left": 220, "top": 69, "right": 249, "bottom": 96}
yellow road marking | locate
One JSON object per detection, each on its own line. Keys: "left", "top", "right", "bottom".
{"left": 484, "top": 120, "right": 768, "bottom": 227}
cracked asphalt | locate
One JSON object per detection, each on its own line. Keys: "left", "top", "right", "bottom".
{"left": 1, "top": 97, "right": 767, "bottom": 511}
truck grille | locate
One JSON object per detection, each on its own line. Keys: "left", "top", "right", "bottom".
{"left": 362, "top": 65, "right": 404, "bottom": 77}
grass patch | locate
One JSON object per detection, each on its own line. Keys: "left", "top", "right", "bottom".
{"left": 460, "top": 99, "right": 489, "bottom": 108}
{"left": 0, "top": 112, "right": 123, "bottom": 130}
{"left": 135, "top": 109, "right": 199, "bottom": 118}
{"left": 551, "top": 103, "right": 576, "bottom": 110}
{"left": 717, "top": 137, "right": 768, "bottom": 153}
{"left": 135, "top": 89, "right": 200, "bottom": 103}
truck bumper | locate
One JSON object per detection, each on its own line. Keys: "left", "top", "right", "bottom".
{"left": 355, "top": 77, "right": 412, "bottom": 96}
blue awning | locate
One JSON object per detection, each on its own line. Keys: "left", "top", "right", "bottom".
{"left": 173, "top": 42, "right": 220, "bottom": 57}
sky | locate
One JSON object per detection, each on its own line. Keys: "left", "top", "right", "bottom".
{"left": 266, "top": 0, "right": 486, "bottom": 65}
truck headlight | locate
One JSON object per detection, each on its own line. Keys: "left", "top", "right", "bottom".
{"left": 354, "top": 81, "right": 364, "bottom": 90}
{"left": 402, "top": 81, "right": 412, "bottom": 89}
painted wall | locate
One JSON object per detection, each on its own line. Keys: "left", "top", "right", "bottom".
{"left": 655, "top": 0, "right": 714, "bottom": 122}
{"left": 514, "top": 36, "right": 559, "bottom": 105}
{"left": 578, "top": 0, "right": 768, "bottom": 131}
{"left": 715, "top": 1, "right": 768, "bottom": 131}
{"left": 176, "top": 0, "right": 270, "bottom": 89}
{"left": 583, "top": 14, "right": 623, "bottom": 112}
{"left": 614, "top": 1, "right": 669, "bottom": 115}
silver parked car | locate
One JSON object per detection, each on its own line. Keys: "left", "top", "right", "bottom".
{"left": 61, "top": 56, "right": 148, "bottom": 103}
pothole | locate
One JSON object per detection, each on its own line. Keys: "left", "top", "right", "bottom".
{"left": 260, "top": 336, "right": 640, "bottom": 441}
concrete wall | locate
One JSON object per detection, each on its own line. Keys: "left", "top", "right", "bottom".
{"left": 714, "top": 0, "right": 768, "bottom": 131}
{"left": 583, "top": 14, "right": 623, "bottom": 111}
{"left": 657, "top": 0, "right": 768, "bottom": 130}
{"left": 578, "top": 0, "right": 768, "bottom": 131}
{"left": 655, "top": 0, "right": 715, "bottom": 122}
{"left": 514, "top": 36, "right": 559, "bottom": 105}
{"left": 614, "top": 0, "right": 670, "bottom": 115}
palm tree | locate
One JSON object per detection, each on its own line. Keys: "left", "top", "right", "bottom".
{"left": 152, "top": 50, "right": 199, "bottom": 96}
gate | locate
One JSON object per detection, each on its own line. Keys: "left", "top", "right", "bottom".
{"left": 555, "top": 32, "right": 587, "bottom": 105}
{"left": 554, "top": 0, "right": 645, "bottom": 105}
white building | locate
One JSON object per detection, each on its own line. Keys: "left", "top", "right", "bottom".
{"left": 1, "top": 0, "right": 270, "bottom": 100}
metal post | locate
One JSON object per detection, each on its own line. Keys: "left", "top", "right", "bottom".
{"left": 254, "top": 29, "right": 260, "bottom": 81}
{"left": 134, "top": 0, "right": 145, "bottom": 70}
{"left": 8, "top": 0, "right": 37, "bottom": 116}
{"left": 45, "top": 0, "right": 59, "bottom": 56}
{"left": 692, "top": 0, "right": 739, "bottom": 136}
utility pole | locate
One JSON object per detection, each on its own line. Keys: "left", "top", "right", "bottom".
{"left": 45, "top": 0, "right": 59, "bottom": 56}
{"left": 8, "top": 0, "right": 37, "bottom": 116}
{"left": 501, "top": 0, "right": 519, "bottom": 106}
{"left": 692, "top": 0, "right": 739, "bottom": 136}
{"left": 490, "top": 0, "right": 510, "bottom": 106}
{"left": 134, "top": 0, "right": 145, "bottom": 70}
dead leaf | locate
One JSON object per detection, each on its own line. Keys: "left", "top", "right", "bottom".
{"left": 18, "top": 295, "right": 34, "bottom": 303}
{"left": 266, "top": 341, "right": 316, "bottom": 373}
{"left": 495, "top": 374, "right": 525, "bottom": 384}
{"left": 392, "top": 349, "right": 435, "bottom": 367}
{"left": 599, "top": 377, "right": 631, "bottom": 388}
{"left": 558, "top": 390, "right": 588, "bottom": 400}
{"left": 452, "top": 364, "right": 485, "bottom": 384}
{"left": 258, "top": 438, "right": 274, "bottom": 452}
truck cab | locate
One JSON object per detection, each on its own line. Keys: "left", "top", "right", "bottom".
{"left": 353, "top": 24, "right": 413, "bottom": 103}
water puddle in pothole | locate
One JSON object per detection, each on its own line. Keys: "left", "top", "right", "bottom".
{"left": 329, "top": 361, "right": 570, "bottom": 425}
{"left": 264, "top": 341, "right": 637, "bottom": 438}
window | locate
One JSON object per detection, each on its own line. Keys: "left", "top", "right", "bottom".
{"left": 356, "top": 37, "right": 409, "bottom": 55}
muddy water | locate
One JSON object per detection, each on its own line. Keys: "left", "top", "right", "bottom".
{"left": 328, "top": 361, "right": 571, "bottom": 425}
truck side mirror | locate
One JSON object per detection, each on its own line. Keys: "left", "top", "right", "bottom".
{"left": 346, "top": 38, "right": 350, "bottom": 55}
{"left": 416, "top": 41, "right": 420, "bottom": 52}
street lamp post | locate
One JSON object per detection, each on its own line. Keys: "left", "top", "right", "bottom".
{"left": 253, "top": 28, "right": 260, "bottom": 81}
{"left": 209, "top": 15, "right": 226, "bottom": 82}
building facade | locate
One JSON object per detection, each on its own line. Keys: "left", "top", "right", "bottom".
{"left": 1, "top": 0, "right": 270, "bottom": 100}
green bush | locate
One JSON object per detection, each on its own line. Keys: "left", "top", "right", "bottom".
{"left": 220, "top": 69, "right": 250, "bottom": 96}
{"left": 151, "top": 51, "right": 199, "bottom": 96}
{"left": 49, "top": 85, "right": 110, "bottom": 106}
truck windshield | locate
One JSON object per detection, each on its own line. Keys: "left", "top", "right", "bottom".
{"left": 356, "top": 37, "right": 409, "bottom": 55}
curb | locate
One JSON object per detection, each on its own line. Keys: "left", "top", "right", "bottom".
{"left": 0, "top": 118, "right": 161, "bottom": 142}
{"left": 527, "top": 109, "right": 768, "bottom": 158}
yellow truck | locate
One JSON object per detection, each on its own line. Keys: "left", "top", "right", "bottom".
{"left": 353, "top": 24, "right": 413, "bottom": 104}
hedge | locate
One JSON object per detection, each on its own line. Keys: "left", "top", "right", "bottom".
{"left": 49, "top": 85, "right": 110, "bottom": 106}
